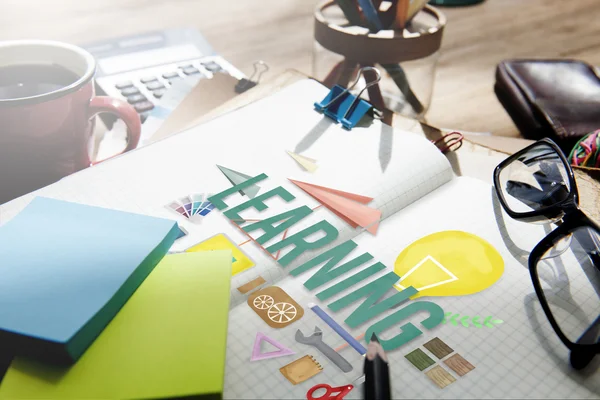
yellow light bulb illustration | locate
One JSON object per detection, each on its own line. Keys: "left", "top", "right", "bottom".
{"left": 394, "top": 230, "right": 504, "bottom": 298}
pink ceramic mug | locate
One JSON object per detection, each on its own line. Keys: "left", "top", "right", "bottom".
{"left": 0, "top": 40, "right": 141, "bottom": 204}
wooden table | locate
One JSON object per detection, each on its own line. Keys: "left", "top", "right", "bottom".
{"left": 2, "top": 0, "right": 599, "bottom": 137}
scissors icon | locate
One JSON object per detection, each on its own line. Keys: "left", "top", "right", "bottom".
{"left": 306, "top": 376, "right": 365, "bottom": 400}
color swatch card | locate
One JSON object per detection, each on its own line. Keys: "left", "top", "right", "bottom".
{"left": 0, "top": 251, "right": 233, "bottom": 399}
{"left": 165, "top": 193, "right": 215, "bottom": 222}
{"left": 0, "top": 197, "right": 178, "bottom": 365}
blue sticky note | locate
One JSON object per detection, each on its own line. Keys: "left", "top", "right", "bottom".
{"left": 0, "top": 197, "right": 178, "bottom": 365}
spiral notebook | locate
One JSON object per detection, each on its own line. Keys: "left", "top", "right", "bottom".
{"left": 0, "top": 78, "right": 598, "bottom": 399}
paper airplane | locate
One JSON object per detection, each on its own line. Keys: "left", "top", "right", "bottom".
{"left": 217, "top": 165, "right": 261, "bottom": 198}
{"left": 286, "top": 151, "right": 318, "bottom": 173}
{"left": 251, "top": 332, "right": 295, "bottom": 361}
{"left": 506, "top": 161, "right": 543, "bottom": 191}
{"left": 289, "top": 179, "right": 381, "bottom": 235}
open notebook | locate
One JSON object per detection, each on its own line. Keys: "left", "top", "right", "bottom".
{"left": 0, "top": 79, "right": 598, "bottom": 399}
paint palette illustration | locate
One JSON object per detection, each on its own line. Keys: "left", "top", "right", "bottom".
{"left": 165, "top": 193, "right": 215, "bottom": 223}
{"left": 247, "top": 286, "right": 304, "bottom": 328}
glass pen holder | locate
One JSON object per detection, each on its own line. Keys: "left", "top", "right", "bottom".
{"left": 313, "top": 1, "right": 446, "bottom": 121}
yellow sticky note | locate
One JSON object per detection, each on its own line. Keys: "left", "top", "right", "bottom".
{"left": 187, "top": 233, "right": 255, "bottom": 276}
{"left": 0, "top": 252, "right": 232, "bottom": 399}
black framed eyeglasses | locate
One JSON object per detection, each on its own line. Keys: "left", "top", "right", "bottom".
{"left": 493, "top": 138, "right": 600, "bottom": 370}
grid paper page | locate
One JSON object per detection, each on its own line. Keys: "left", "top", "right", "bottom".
{"left": 223, "top": 177, "right": 600, "bottom": 399}
{"left": 0, "top": 79, "right": 452, "bottom": 308}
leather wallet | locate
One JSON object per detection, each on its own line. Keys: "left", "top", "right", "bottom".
{"left": 495, "top": 59, "right": 600, "bottom": 152}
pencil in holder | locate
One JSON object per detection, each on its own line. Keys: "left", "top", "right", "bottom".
{"left": 312, "top": 1, "right": 446, "bottom": 121}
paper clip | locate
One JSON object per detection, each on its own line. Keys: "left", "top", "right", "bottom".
{"left": 235, "top": 60, "right": 269, "bottom": 93}
{"left": 314, "top": 66, "right": 381, "bottom": 130}
{"left": 432, "top": 131, "right": 464, "bottom": 154}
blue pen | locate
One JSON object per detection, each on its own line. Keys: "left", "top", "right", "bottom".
{"left": 308, "top": 303, "right": 367, "bottom": 355}
{"left": 357, "top": 0, "right": 384, "bottom": 32}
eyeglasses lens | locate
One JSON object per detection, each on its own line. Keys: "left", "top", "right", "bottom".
{"left": 535, "top": 226, "right": 600, "bottom": 345}
{"left": 498, "top": 144, "right": 570, "bottom": 216}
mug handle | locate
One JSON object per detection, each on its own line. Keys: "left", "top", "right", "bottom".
{"left": 88, "top": 96, "right": 141, "bottom": 165}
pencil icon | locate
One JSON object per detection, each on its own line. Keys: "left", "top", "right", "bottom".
{"left": 308, "top": 303, "right": 367, "bottom": 355}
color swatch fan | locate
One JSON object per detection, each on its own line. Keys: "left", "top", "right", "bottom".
{"left": 166, "top": 193, "right": 215, "bottom": 223}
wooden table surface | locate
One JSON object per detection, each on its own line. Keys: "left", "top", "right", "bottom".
{"left": 2, "top": 0, "right": 599, "bottom": 137}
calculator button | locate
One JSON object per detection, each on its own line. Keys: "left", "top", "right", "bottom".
{"left": 146, "top": 81, "right": 165, "bottom": 90}
{"left": 178, "top": 63, "right": 194, "bottom": 69}
{"left": 153, "top": 89, "right": 166, "bottom": 99}
{"left": 140, "top": 76, "right": 158, "bottom": 83}
{"left": 120, "top": 86, "right": 140, "bottom": 96}
{"left": 115, "top": 80, "right": 133, "bottom": 89}
{"left": 134, "top": 101, "right": 154, "bottom": 112}
{"left": 127, "top": 94, "right": 147, "bottom": 104}
{"left": 162, "top": 71, "right": 180, "bottom": 79}
{"left": 202, "top": 62, "right": 221, "bottom": 72}
{"left": 182, "top": 66, "right": 200, "bottom": 75}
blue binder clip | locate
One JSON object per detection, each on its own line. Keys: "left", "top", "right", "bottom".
{"left": 314, "top": 66, "right": 382, "bottom": 130}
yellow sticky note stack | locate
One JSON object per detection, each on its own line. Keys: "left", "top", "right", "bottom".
{"left": 0, "top": 251, "right": 232, "bottom": 399}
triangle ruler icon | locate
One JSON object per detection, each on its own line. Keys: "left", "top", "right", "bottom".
{"left": 217, "top": 165, "right": 261, "bottom": 198}
{"left": 289, "top": 179, "right": 382, "bottom": 235}
{"left": 250, "top": 332, "right": 295, "bottom": 361}
{"left": 286, "top": 150, "right": 318, "bottom": 173}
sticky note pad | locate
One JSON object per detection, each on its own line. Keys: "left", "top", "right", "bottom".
{"left": 0, "top": 197, "right": 178, "bottom": 365}
{"left": 187, "top": 233, "right": 254, "bottom": 275}
{"left": 0, "top": 251, "right": 232, "bottom": 399}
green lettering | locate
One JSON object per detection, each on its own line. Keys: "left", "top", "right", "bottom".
{"left": 290, "top": 240, "right": 374, "bottom": 290}
{"left": 317, "top": 262, "right": 385, "bottom": 301}
{"left": 365, "top": 301, "right": 445, "bottom": 351}
{"left": 208, "top": 173, "right": 268, "bottom": 210}
{"left": 267, "top": 220, "right": 339, "bottom": 267}
{"left": 223, "top": 186, "right": 295, "bottom": 222}
{"left": 291, "top": 239, "right": 359, "bottom": 277}
{"left": 345, "top": 285, "right": 417, "bottom": 327}
{"left": 243, "top": 206, "right": 312, "bottom": 245}
{"left": 305, "top": 251, "right": 373, "bottom": 290}
{"left": 327, "top": 272, "right": 416, "bottom": 327}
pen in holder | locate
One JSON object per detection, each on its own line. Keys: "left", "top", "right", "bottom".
{"left": 313, "top": 1, "right": 446, "bottom": 122}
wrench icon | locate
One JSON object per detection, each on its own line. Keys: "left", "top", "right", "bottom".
{"left": 295, "top": 326, "right": 353, "bottom": 373}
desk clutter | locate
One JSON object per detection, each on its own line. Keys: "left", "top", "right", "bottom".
{"left": 0, "top": 198, "right": 232, "bottom": 398}
{"left": 313, "top": 0, "right": 445, "bottom": 122}
{"left": 0, "top": 75, "right": 597, "bottom": 400}
{"left": 84, "top": 28, "right": 247, "bottom": 123}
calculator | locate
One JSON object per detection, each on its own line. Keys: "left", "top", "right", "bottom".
{"left": 84, "top": 28, "right": 245, "bottom": 122}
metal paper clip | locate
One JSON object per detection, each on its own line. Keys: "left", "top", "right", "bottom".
{"left": 432, "top": 131, "right": 464, "bottom": 153}
{"left": 314, "top": 67, "right": 382, "bottom": 130}
{"left": 235, "top": 60, "right": 269, "bottom": 93}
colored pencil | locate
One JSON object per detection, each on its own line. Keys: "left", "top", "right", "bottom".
{"left": 308, "top": 303, "right": 367, "bottom": 355}
{"left": 394, "top": 0, "right": 410, "bottom": 30}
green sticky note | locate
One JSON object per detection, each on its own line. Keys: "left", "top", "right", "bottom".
{"left": 0, "top": 251, "right": 232, "bottom": 399}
